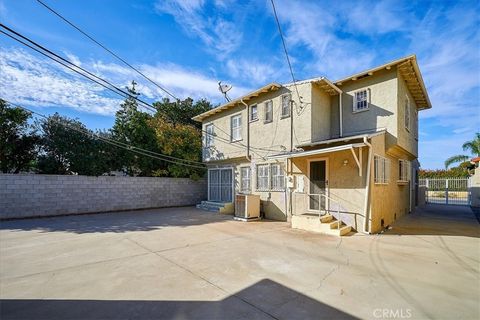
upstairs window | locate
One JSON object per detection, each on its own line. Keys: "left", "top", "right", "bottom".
{"left": 231, "top": 114, "right": 242, "bottom": 141}
{"left": 264, "top": 101, "right": 273, "bottom": 123}
{"left": 281, "top": 94, "right": 291, "bottom": 118}
{"left": 270, "top": 164, "right": 285, "bottom": 190}
{"left": 353, "top": 89, "right": 369, "bottom": 112}
{"left": 205, "top": 124, "right": 214, "bottom": 147}
{"left": 240, "top": 167, "right": 251, "bottom": 192}
{"left": 250, "top": 105, "right": 258, "bottom": 122}
{"left": 256, "top": 164, "right": 269, "bottom": 191}
{"left": 404, "top": 95, "right": 411, "bottom": 131}
{"left": 374, "top": 155, "right": 390, "bottom": 184}
{"left": 398, "top": 160, "right": 410, "bottom": 182}
{"left": 413, "top": 110, "right": 418, "bottom": 139}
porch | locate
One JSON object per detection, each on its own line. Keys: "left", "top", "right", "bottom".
{"left": 270, "top": 140, "right": 371, "bottom": 236}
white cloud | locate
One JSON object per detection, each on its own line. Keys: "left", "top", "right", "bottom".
{"left": 0, "top": 47, "right": 251, "bottom": 116}
{"left": 154, "top": 0, "right": 243, "bottom": 58}
{"left": 226, "top": 59, "right": 279, "bottom": 85}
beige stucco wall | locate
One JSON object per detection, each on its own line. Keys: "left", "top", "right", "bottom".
{"left": 311, "top": 84, "right": 332, "bottom": 142}
{"left": 397, "top": 72, "right": 419, "bottom": 157}
{"left": 336, "top": 68, "right": 399, "bottom": 148}
{"left": 471, "top": 166, "right": 480, "bottom": 208}
{"left": 369, "top": 134, "right": 411, "bottom": 233}
{"left": 289, "top": 148, "right": 368, "bottom": 231}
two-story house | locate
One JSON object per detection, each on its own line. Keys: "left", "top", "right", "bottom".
{"left": 193, "top": 55, "right": 431, "bottom": 235}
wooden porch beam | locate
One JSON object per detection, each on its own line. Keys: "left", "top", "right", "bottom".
{"left": 350, "top": 147, "right": 362, "bottom": 177}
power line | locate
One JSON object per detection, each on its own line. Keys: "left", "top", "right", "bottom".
{"left": 5, "top": 100, "right": 207, "bottom": 169}
{"left": 270, "top": 0, "right": 302, "bottom": 105}
{"left": 36, "top": 0, "right": 180, "bottom": 102}
{"left": 0, "top": 24, "right": 158, "bottom": 113}
{"left": 0, "top": 24, "right": 284, "bottom": 159}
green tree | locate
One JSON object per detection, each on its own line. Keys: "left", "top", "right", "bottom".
{"left": 444, "top": 133, "right": 480, "bottom": 168}
{"left": 37, "top": 113, "right": 113, "bottom": 176}
{"left": 0, "top": 99, "right": 40, "bottom": 173}
{"left": 111, "top": 81, "right": 162, "bottom": 176}
{"left": 149, "top": 114, "right": 205, "bottom": 179}
{"left": 153, "top": 98, "right": 213, "bottom": 129}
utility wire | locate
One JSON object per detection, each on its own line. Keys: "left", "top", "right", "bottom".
{"left": 0, "top": 24, "right": 158, "bottom": 113}
{"left": 0, "top": 24, "right": 283, "bottom": 158}
{"left": 270, "top": 0, "right": 302, "bottom": 105}
{"left": 36, "top": 0, "right": 180, "bottom": 102}
{"left": 5, "top": 100, "right": 206, "bottom": 169}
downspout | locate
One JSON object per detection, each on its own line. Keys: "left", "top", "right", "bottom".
{"left": 363, "top": 136, "right": 373, "bottom": 233}
{"left": 339, "top": 92, "right": 343, "bottom": 137}
{"left": 240, "top": 99, "right": 251, "bottom": 161}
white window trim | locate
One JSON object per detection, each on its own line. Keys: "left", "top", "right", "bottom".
{"left": 374, "top": 155, "right": 390, "bottom": 185}
{"left": 398, "top": 159, "right": 410, "bottom": 183}
{"left": 205, "top": 123, "right": 214, "bottom": 148}
{"left": 352, "top": 89, "right": 370, "bottom": 113}
{"left": 281, "top": 94, "right": 291, "bottom": 118}
{"left": 240, "top": 166, "right": 251, "bottom": 193}
{"left": 255, "top": 163, "right": 285, "bottom": 191}
{"left": 264, "top": 100, "right": 273, "bottom": 123}
{"left": 256, "top": 164, "right": 270, "bottom": 191}
{"left": 404, "top": 95, "right": 411, "bottom": 132}
{"left": 230, "top": 114, "right": 242, "bottom": 142}
{"left": 249, "top": 104, "right": 258, "bottom": 122}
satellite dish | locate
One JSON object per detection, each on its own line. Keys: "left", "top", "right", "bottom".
{"left": 218, "top": 81, "right": 232, "bottom": 102}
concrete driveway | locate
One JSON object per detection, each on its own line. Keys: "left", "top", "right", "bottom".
{"left": 1, "top": 205, "right": 479, "bottom": 320}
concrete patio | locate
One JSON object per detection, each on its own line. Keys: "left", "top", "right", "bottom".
{"left": 1, "top": 205, "right": 479, "bottom": 319}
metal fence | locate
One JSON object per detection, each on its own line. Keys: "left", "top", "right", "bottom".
{"left": 419, "top": 178, "right": 471, "bottom": 205}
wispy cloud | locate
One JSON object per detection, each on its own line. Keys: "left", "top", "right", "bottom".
{"left": 0, "top": 47, "right": 251, "bottom": 115}
{"left": 154, "top": 0, "right": 243, "bottom": 59}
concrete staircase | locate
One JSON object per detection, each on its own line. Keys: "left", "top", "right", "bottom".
{"left": 196, "top": 201, "right": 234, "bottom": 215}
{"left": 291, "top": 213, "right": 352, "bottom": 236}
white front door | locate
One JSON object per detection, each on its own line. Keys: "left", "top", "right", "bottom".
{"left": 208, "top": 168, "right": 233, "bottom": 202}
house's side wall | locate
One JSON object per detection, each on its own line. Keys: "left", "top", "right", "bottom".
{"left": 337, "top": 68, "right": 398, "bottom": 147}
{"left": 397, "top": 72, "right": 419, "bottom": 157}
{"left": 202, "top": 104, "right": 248, "bottom": 162}
{"left": 202, "top": 82, "right": 313, "bottom": 163}
{"left": 369, "top": 134, "right": 411, "bottom": 233}
{"left": 311, "top": 85, "right": 331, "bottom": 142}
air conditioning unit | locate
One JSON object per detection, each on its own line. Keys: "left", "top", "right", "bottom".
{"left": 234, "top": 194, "right": 261, "bottom": 221}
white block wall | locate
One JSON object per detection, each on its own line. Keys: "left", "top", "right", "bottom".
{"left": 0, "top": 174, "right": 207, "bottom": 219}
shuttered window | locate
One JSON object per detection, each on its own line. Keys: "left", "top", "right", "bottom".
{"left": 240, "top": 167, "right": 251, "bottom": 192}
{"left": 374, "top": 155, "right": 390, "bottom": 184}
{"left": 271, "top": 164, "right": 285, "bottom": 190}
{"left": 231, "top": 115, "right": 242, "bottom": 141}
{"left": 256, "top": 164, "right": 269, "bottom": 191}
{"left": 281, "top": 94, "right": 291, "bottom": 117}
{"left": 264, "top": 101, "right": 273, "bottom": 123}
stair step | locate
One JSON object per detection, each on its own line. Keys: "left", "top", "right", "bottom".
{"left": 200, "top": 201, "right": 227, "bottom": 208}
{"left": 329, "top": 220, "right": 345, "bottom": 229}
{"left": 320, "top": 214, "right": 333, "bottom": 223}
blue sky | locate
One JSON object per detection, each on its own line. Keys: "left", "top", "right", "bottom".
{"left": 0, "top": 0, "right": 479, "bottom": 169}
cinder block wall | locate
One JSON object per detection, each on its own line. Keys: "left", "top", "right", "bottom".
{"left": 0, "top": 174, "right": 207, "bottom": 219}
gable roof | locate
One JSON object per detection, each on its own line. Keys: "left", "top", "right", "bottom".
{"left": 334, "top": 55, "right": 432, "bottom": 110}
{"left": 192, "top": 55, "right": 431, "bottom": 122}
{"left": 192, "top": 83, "right": 282, "bottom": 122}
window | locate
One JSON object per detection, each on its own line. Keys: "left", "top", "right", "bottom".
{"left": 231, "top": 114, "right": 242, "bottom": 141}
{"left": 374, "top": 155, "right": 390, "bottom": 184}
{"left": 205, "top": 124, "right": 214, "bottom": 147}
{"left": 256, "top": 163, "right": 285, "bottom": 191}
{"left": 353, "top": 89, "right": 369, "bottom": 112}
{"left": 404, "top": 95, "right": 410, "bottom": 131}
{"left": 256, "top": 164, "right": 269, "bottom": 190}
{"left": 281, "top": 94, "right": 291, "bottom": 118}
{"left": 413, "top": 110, "right": 418, "bottom": 139}
{"left": 240, "top": 167, "right": 251, "bottom": 192}
{"left": 398, "top": 160, "right": 410, "bottom": 182}
{"left": 250, "top": 105, "right": 258, "bottom": 122}
{"left": 264, "top": 101, "right": 273, "bottom": 123}
{"left": 270, "top": 164, "right": 285, "bottom": 190}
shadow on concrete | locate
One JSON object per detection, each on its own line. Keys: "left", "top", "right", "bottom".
{"left": 382, "top": 204, "right": 480, "bottom": 238}
{"left": 0, "top": 279, "right": 357, "bottom": 320}
{"left": 0, "top": 207, "right": 235, "bottom": 234}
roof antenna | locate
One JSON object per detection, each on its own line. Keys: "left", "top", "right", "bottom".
{"left": 218, "top": 81, "right": 232, "bottom": 102}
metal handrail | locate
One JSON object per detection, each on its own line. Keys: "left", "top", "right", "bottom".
{"left": 304, "top": 193, "right": 343, "bottom": 229}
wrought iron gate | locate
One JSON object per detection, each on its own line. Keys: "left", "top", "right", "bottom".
{"left": 419, "top": 178, "right": 471, "bottom": 205}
